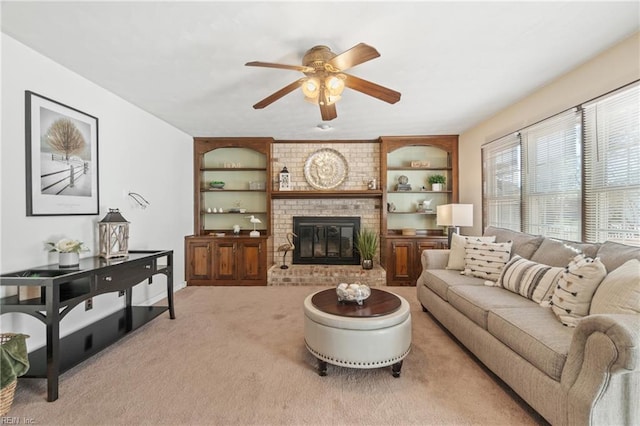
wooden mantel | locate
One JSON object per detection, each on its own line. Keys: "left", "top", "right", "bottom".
{"left": 271, "top": 190, "right": 383, "bottom": 199}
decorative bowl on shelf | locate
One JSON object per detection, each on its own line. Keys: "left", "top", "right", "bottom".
{"left": 209, "top": 181, "right": 225, "bottom": 189}
{"left": 336, "top": 283, "right": 371, "bottom": 305}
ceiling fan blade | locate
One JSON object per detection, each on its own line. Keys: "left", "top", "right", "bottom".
{"left": 253, "top": 78, "right": 306, "bottom": 109}
{"left": 328, "top": 43, "right": 380, "bottom": 71}
{"left": 343, "top": 73, "right": 401, "bottom": 104}
{"left": 245, "top": 61, "right": 314, "bottom": 73}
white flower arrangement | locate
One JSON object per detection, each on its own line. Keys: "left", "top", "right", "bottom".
{"left": 46, "top": 238, "right": 89, "bottom": 253}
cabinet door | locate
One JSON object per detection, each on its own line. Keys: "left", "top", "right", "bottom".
{"left": 185, "top": 238, "right": 214, "bottom": 285}
{"left": 387, "top": 240, "right": 414, "bottom": 286}
{"left": 214, "top": 241, "right": 237, "bottom": 281}
{"left": 415, "top": 239, "right": 447, "bottom": 279}
{"left": 238, "top": 240, "right": 265, "bottom": 283}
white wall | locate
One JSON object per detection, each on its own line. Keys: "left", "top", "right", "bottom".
{"left": 0, "top": 35, "right": 193, "bottom": 351}
{"left": 458, "top": 32, "right": 640, "bottom": 236}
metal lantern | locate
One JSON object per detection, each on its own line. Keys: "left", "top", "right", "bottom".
{"left": 279, "top": 166, "right": 291, "bottom": 191}
{"left": 98, "top": 208, "right": 130, "bottom": 259}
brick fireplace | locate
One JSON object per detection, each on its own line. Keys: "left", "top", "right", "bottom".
{"left": 268, "top": 141, "right": 385, "bottom": 286}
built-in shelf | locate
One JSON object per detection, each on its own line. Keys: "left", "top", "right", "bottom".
{"left": 271, "top": 190, "right": 383, "bottom": 199}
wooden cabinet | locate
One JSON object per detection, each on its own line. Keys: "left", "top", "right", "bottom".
{"left": 380, "top": 135, "right": 458, "bottom": 286}
{"left": 212, "top": 238, "right": 267, "bottom": 285}
{"left": 187, "top": 137, "right": 273, "bottom": 286}
{"left": 384, "top": 237, "right": 448, "bottom": 286}
{"left": 185, "top": 235, "right": 268, "bottom": 286}
{"left": 184, "top": 237, "right": 214, "bottom": 285}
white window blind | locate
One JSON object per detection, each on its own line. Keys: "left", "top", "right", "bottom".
{"left": 521, "top": 110, "right": 581, "bottom": 240}
{"left": 482, "top": 133, "right": 521, "bottom": 231}
{"left": 583, "top": 83, "right": 640, "bottom": 246}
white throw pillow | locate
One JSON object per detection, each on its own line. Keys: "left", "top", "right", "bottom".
{"left": 590, "top": 259, "right": 640, "bottom": 315}
{"left": 497, "top": 255, "right": 563, "bottom": 304}
{"left": 462, "top": 240, "right": 512, "bottom": 282}
{"left": 550, "top": 254, "right": 607, "bottom": 327}
{"left": 446, "top": 234, "right": 496, "bottom": 271}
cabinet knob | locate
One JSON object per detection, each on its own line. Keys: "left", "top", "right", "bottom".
{"left": 104, "top": 276, "right": 112, "bottom": 281}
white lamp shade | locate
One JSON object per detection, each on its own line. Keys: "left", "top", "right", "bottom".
{"left": 436, "top": 204, "right": 474, "bottom": 227}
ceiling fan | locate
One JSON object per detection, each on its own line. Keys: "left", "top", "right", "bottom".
{"left": 245, "top": 43, "right": 401, "bottom": 121}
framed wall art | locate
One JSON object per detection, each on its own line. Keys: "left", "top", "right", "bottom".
{"left": 25, "top": 91, "right": 99, "bottom": 216}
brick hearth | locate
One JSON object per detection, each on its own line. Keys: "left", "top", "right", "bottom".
{"left": 268, "top": 264, "right": 386, "bottom": 286}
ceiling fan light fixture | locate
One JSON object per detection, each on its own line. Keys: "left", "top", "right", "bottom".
{"left": 325, "top": 75, "right": 345, "bottom": 97}
{"left": 302, "top": 78, "right": 320, "bottom": 99}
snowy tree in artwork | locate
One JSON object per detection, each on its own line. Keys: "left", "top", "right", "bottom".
{"left": 45, "top": 118, "right": 86, "bottom": 161}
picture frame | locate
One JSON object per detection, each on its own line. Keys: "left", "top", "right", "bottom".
{"left": 25, "top": 91, "right": 99, "bottom": 216}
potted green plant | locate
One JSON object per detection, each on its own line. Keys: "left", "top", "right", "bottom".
{"left": 355, "top": 228, "right": 379, "bottom": 270}
{"left": 428, "top": 174, "right": 446, "bottom": 191}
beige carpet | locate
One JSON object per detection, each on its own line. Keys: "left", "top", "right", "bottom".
{"left": 9, "top": 286, "right": 546, "bottom": 425}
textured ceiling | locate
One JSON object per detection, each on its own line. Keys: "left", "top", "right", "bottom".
{"left": 2, "top": 1, "right": 638, "bottom": 140}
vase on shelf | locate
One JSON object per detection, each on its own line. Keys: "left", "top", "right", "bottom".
{"left": 58, "top": 252, "right": 79, "bottom": 267}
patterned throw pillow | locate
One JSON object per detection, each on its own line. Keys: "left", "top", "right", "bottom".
{"left": 550, "top": 254, "right": 607, "bottom": 327}
{"left": 446, "top": 234, "right": 497, "bottom": 270}
{"left": 462, "top": 240, "right": 512, "bottom": 281}
{"left": 497, "top": 255, "right": 563, "bottom": 303}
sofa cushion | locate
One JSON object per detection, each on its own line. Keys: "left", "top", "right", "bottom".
{"left": 446, "top": 233, "right": 496, "bottom": 270}
{"left": 447, "top": 285, "right": 535, "bottom": 329}
{"left": 497, "top": 255, "right": 563, "bottom": 303}
{"left": 483, "top": 226, "right": 544, "bottom": 259}
{"left": 462, "top": 240, "right": 513, "bottom": 281}
{"left": 488, "top": 307, "right": 574, "bottom": 381}
{"left": 590, "top": 259, "right": 640, "bottom": 315}
{"left": 420, "top": 269, "right": 485, "bottom": 301}
{"left": 551, "top": 254, "right": 607, "bottom": 327}
{"left": 530, "top": 238, "right": 600, "bottom": 267}
{"left": 596, "top": 241, "right": 640, "bottom": 273}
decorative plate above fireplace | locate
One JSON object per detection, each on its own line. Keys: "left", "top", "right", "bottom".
{"left": 303, "top": 148, "right": 348, "bottom": 190}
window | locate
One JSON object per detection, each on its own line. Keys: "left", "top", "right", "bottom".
{"left": 482, "top": 133, "right": 521, "bottom": 231}
{"left": 521, "top": 110, "right": 581, "bottom": 240}
{"left": 583, "top": 83, "right": 640, "bottom": 245}
{"left": 482, "top": 81, "right": 639, "bottom": 246}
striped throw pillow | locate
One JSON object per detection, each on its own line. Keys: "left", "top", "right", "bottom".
{"left": 462, "top": 241, "right": 512, "bottom": 281}
{"left": 497, "top": 255, "right": 563, "bottom": 303}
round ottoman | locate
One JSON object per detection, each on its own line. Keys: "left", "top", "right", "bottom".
{"left": 303, "top": 288, "right": 411, "bottom": 377}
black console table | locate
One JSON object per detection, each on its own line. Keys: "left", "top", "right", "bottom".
{"left": 0, "top": 250, "right": 175, "bottom": 401}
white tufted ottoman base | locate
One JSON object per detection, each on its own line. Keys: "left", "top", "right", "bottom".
{"left": 303, "top": 290, "right": 412, "bottom": 377}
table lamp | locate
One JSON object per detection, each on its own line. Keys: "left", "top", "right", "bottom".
{"left": 436, "top": 204, "right": 474, "bottom": 247}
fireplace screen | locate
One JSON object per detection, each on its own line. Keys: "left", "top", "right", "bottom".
{"left": 293, "top": 216, "right": 360, "bottom": 265}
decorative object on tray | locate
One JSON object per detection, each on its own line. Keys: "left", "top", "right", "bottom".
{"left": 246, "top": 215, "right": 262, "bottom": 237}
{"left": 210, "top": 181, "right": 225, "bottom": 189}
{"left": 336, "top": 282, "right": 371, "bottom": 305}
{"left": 303, "top": 148, "right": 348, "bottom": 190}
{"left": 396, "top": 175, "right": 411, "bottom": 191}
{"left": 46, "top": 237, "right": 88, "bottom": 267}
{"left": 355, "top": 228, "right": 378, "bottom": 270}
{"left": 428, "top": 174, "right": 446, "bottom": 191}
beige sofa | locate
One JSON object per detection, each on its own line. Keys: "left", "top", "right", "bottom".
{"left": 417, "top": 226, "right": 639, "bottom": 425}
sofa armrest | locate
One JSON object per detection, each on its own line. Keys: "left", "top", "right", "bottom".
{"left": 561, "top": 314, "right": 640, "bottom": 425}
{"left": 420, "top": 249, "right": 450, "bottom": 270}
